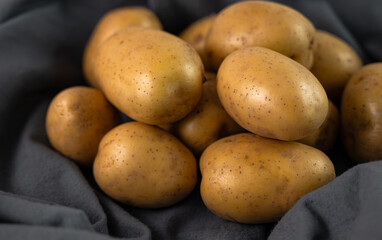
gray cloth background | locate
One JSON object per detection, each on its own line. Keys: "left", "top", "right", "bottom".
{"left": 1, "top": 0, "right": 382, "bottom": 239}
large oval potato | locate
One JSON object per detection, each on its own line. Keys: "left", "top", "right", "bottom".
{"left": 93, "top": 122, "right": 197, "bottom": 208}
{"left": 180, "top": 15, "right": 216, "bottom": 71}
{"left": 200, "top": 133, "right": 336, "bottom": 224}
{"left": 205, "top": 1, "right": 315, "bottom": 70}
{"left": 341, "top": 63, "right": 382, "bottom": 163}
{"left": 298, "top": 100, "right": 340, "bottom": 152}
{"left": 46, "top": 86, "right": 121, "bottom": 168}
{"left": 83, "top": 7, "right": 162, "bottom": 88}
{"left": 310, "top": 30, "right": 363, "bottom": 101}
{"left": 217, "top": 47, "right": 328, "bottom": 141}
{"left": 94, "top": 27, "right": 204, "bottom": 125}
{"left": 164, "top": 73, "right": 244, "bottom": 156}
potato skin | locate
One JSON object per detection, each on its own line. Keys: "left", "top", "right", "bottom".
{"left": 93, "top": 122, "right": 197, "bottom": 208}
{"left": 166, "top": 73, "right": 244, "bottom": 156}
{"left": 46, "top": 86, "right": 121, "bottom": 168}
{"left": 83, "top": 7, "right": 162, "bottom": 88}
{"left": 180, "top": 15, "right": 216, "bottom": 71}
{"left": 298, "top": 100, "right": 339, "bottom": 152}
{"left": 311, "top": 30, "right": 363, "bottom": 101}
{"left": 205, "top": 1, "right": 315, "bottom": 70}
{"left": 200, "top": 133, "right": 336, "bottom": 224}
{"left": 217, "top": 47, "right": 328, "bottom": 141}
{"left": 94, "top": 27, "right": 204, "bottom": 125}
{"left": 341, "top": 63, "right": 382, "bottom": 163}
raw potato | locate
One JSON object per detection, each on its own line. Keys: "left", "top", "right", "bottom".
{"left": 200, "top": 133, "right": 336, "bottom": 224}
{"left": 180, "top": 15, "right": 216, "bottom": 70}
{"left": 310, "top": 30, "right": 363, "bottom": 101}
{"left": 93, "top": 122, "right": 197, "bottom": 208}
{"left": 205, "top": 1, "right": 315, "bottom": 70}
{"left": 217, "top": 47, "right": 328, "bottom": 141}
{"left": 164, "top": 73, "right": 244, "bottom": 156}
{"left": 46, "top": 86, "right": 121, "bottom": 168}
{"left": 341, "top": 63, "right": 382, "bottom": 163}
{"left": 94, "top": 27, "right": 204, "bottom": 125}
{"left": 298, "top": 100, "right": 339, "bottom": 152}
{"left": 83, "top": 7, "right": 162, "bottom": 88}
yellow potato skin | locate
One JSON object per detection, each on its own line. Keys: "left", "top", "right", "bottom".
{"left": 93, "top": 122, "right": 197, "bottom": 208}
{"left": 94, "top": 27, "right": 204, "bottom": 125}
{"left": 311, "top": 30, "right": 363, "bottom": 101}
{"left": 180, "top": 15, "right": 216, "bottom": 71}
{"left": 298, "top": 100, "right": 339, "bottom": 152}
{"left": 200, "top": 133, "right": 336, "bottom": 224}
{"left": 341, "top": 63, "right": 382, "bottom": 163}
{"left": 217, "top": 47, "right": 328, "bottom": 141}
{"left": 83, "top": 7, "right": 162, "bottom": 88}
{"left": 45, "top": 86, "right": 121, "bottom": 168}
{"left": 205, "top": 1, "right": 315, "bottom": 71}
{"left": 167, "top": 73, "right": 244, "bottom": 156}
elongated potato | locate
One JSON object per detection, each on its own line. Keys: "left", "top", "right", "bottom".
{"left": 200, "top": 133, "right": 336, "bottom": 224}
{"left": 94, "top": 27, "right": 204, "bottom": 125}
{"left": 205, "top": 1, "right": 315, "bottom": 70}
{"left": 217, "top": 47, "right": 328, "bottom": 141}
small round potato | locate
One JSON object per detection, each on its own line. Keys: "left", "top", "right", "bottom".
{"left": 83, "top": 7, "right": 162, "bottom": 88}
{"left": 298, "top": 100, "right": 340, "bottom": 152}
{"left": 180, "top": 15, "right": 216, "bottom": 70}
{"left": 341, "top": 63, "right": 382, "bottom": 163}
{"left": 200, "top": 133, "right": 336, "bottom": 224}
{"left": 94, "top": 27, "right": 204, "bottom": 125}
{"left": 217, "top": 47, "right": 328, "bottom": 141}
{"left": 46, "top": 86, "right": 121, "bottom": 167}
{"left": 205, "top": 1, "right": 315, "bottom": 70}
{"left": 165, "top": 73, "right": 244, "bottom": 156}
{"left": 310, "top": 30, "right": 363, "bottom": 101}
{"left": 93, "top": 122, "right": 197, "bottom": 208}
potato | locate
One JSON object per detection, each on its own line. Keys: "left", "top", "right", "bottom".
{"left": 83, "top": 7, "right": 162, "bottom": 88}
{"left": 46, "top": 86, "right": 121, "bottom": 167}
{"left": 94, "top": 27, "right": 204, "bottom": 125}
{"left": 164, "top": 73, "right": 244, "bottom": 156}
{"left": 93, "top": 122, "right": 197, "bottom": 208}
{"left": 217, "top": 47, "right": 328, "bottom": 141}
{"left": 310, "top": 30, "right": 363, "bottom": 101}
{"left": 200, "top": 133, "right": 336, "bottom": 224}
{"left": 205, "top": 1, "right": 315, "bottom": 71}
{"left": 180, "top": 15, "right": 216, "bottom": 71}
{"left": 298, "top": 100, "right": 339, "bottom": 151}
{"left": 341, "top": 63, "right": 382, "bottom": 163}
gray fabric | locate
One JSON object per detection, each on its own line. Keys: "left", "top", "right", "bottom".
{"left": 0, "top": 0, "right": 381, "bottom": 239}
{"left": 269, "top": 161, "right": 382, "bottom": 240}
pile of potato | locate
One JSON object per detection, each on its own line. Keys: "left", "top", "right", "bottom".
{"left": 45, "top": 1, "right": 382, "bottom": 224}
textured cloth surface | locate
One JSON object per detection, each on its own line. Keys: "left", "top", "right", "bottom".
{"left": 0, "top": 0, "right": 381, "bottom": 239}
